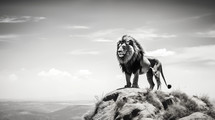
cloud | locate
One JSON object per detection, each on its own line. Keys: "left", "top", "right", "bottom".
{"left": 167, "top": 45, "right": 215, "bottom": 67}
{"left": 177, "top": 13, "right": 212, "bottom": 22}
{"left": 93, "top": 38, "right": 113, "bottom": 42}
{"left": 72, "top": 69, "right": 93, "bottom": 81}
{"left": 147, "top": 13, "right": 212, "bottom": 25}
{"left": 33, "top": 17, "right": 46, "bottom": 22}
{"left": 92, "top": 28, "right": 175, "bottom": 40}
{"left": 146, "top": 48, "right": 175, "bottom": 57}
{"left": 178, "top": 45, "right": 215, "bottom": 60}
{"left": 69, "top": 35, "right": 87, "bottom": 38}
{"left": 62, "top": 25, "right": 90, "bottom": 30}
{"left": 77, "top": 69, "right": 92, "bottom": 75}
{"left": 196, "top": 30, "right": 215, "bottom": 38}
{"left": 38, "top": 68, "right": 71, "bottom": 78}
{"left": 127, "top": 28, "right": 177, "bottom": 40}
{"left": 0, "top": 16, "right": 46, "bottom": 23}
{"left": 0, "top": 34, "right": 19, "bottom": 39}
{"left": 37, "top": 68, "right": 93, "bottom": 84}
{"left": 70, "top": 28, "right": 121, "bottom": 38}
{"left": 205, "top": 60, "right": 215, "bottom": 66}
{"left": 9, "top": 74, "right": 18, "bottom": 81}
{"left": 186, "top": 59, "right": 215, "bottom": 67}
{"left": 70, "top": 27, "right": 176, "bottom": 42}
{"left": 90, "top": 29, "right": 121, "bottom": 38}
{"left": 69, "top": 49, "right": 100, "bottom": 55}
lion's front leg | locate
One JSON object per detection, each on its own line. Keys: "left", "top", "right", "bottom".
{"left": 125, "top": 73, "right": 131, "bottom": 88}
{"left": 132, "top": 70, "right": 139, "bottom": 88}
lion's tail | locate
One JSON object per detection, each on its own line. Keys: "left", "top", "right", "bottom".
{"left": 160, "top": 64, "right": 172, "bottom": 89}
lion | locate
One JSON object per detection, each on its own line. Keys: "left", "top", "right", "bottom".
{"left": 117, "top": 35, "right": 171, "bottom": 90}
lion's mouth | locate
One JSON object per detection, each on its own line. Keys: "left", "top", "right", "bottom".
{"left": 118, "top": 51, "right": 126, "bottom": 57}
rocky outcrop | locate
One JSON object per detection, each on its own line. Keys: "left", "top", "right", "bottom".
{"left": 83, "top": 88, "right": 215, "bottom": 120}
{"left": 179, "top": 112, "right": 214, "bottom": 120}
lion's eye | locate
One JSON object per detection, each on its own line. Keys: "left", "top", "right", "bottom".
{"left": 118, "top": 43, "right": 123, "bottom": 48}
{"left": 117, "top": 41, "right": 121, "bottom": 46}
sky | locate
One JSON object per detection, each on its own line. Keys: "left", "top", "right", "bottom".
{"left": 0, "top": 0, "right": 215, "bottom": 101}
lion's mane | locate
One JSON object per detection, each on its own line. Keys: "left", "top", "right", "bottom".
{"left": 117, "top": 35, "right": 144, "bottom": 74}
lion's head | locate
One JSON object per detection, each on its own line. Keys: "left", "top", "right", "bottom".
{"left": 117, "top": 35, "right": 144, "bottom": 64}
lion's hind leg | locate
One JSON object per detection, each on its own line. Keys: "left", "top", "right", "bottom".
{"left": 154, "top": 71, "right": 161, "bottom": 90}
{"left": 146, "top": 68, "right": 155, "bottom": 90}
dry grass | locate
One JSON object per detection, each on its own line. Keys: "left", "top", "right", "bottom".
{"left": 171, "top": 90, "right": 199, "bottom": 113}
{"left": 164, "top": 90, "right": 215, "bottom": 119}
{"left": 155, "top": 90, "right": 168, "bottom": 101}
{"left": 200, "top": 95, "right": 215, "bottom": 119}
{"left": 205, "top": 109, "right": 215, "bottom": 119}
{"left": 163, "top": 104, "right": 187, "bottom": 120}
{"left": 200, "top": 95, "right": 213, "bottom": 109}
{"left": 83, "top": 100, "right": 103, "bottom": 120}
{"left": 145, "top": 90, "right": 163, "bottom": 110}
{"left": 163, "top": 90, "right": 198, "bottom": 119}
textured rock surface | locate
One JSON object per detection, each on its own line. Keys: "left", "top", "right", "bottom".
{"left": 84, "top": 88, "right": 215, "bottom": 120}
{"left": 179, "top": 112, "right": 214, "bottom": 120}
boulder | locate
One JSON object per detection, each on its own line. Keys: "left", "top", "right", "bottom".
{"left": 83, "top": 88, "right": 215, "bottom": 120}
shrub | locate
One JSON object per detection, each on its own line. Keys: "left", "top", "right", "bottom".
{"left": 163, "top": 104, "right": 187, "bottom": 120}
{"left": 171, "top": 90, "right": 199, "bottom": 113}
{"left": 155, "top": 90, "right": 167, "bottom": 102}
{"left": 145, "top": 91, "right": 162, "bottom": 110}
{"left": 200, "top": 95, "right": 215, "bottom": 119}
{"left": 200, "top": 95, "right": 214, "bottom": 109}
{"left": 184, "top": 98, "right": 199, "bottom": 112}
{"left": 171, "top": 90, "right": 189, "bottom": 103}
{"left": 83, "top": 100, "right": 102, "bottom": 120}
{"left": 205, "top": 109, "right": 215, "bottom": 119}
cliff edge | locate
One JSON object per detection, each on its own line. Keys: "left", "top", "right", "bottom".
{"left": 84, "top": 88, "right": 215, "bottom": 120}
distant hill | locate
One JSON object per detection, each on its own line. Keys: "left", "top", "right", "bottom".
{"left": 0, "top": 101, "right": 93, "bottom": 120}
{"left": 49, "top": 105, "right": 92, "bottom": 120}
{"left": 84, "top": 88, "right": 215, "bottom": 120}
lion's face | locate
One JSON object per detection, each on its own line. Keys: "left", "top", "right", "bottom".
{"left": 117, "top": 35, "right": 135, "bottom": 63}
{"left": 117, "top": 41, "right": 128, "bottom": 58}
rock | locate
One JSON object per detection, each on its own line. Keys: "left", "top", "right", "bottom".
{"left": 179, "top": 112, "right": 214, "bottom": 120}
{"left": 162, "top": 98, "right": 174, "bottom": 110}
{"left": 83, "top": 88, "right": 215, "bottom": 120}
